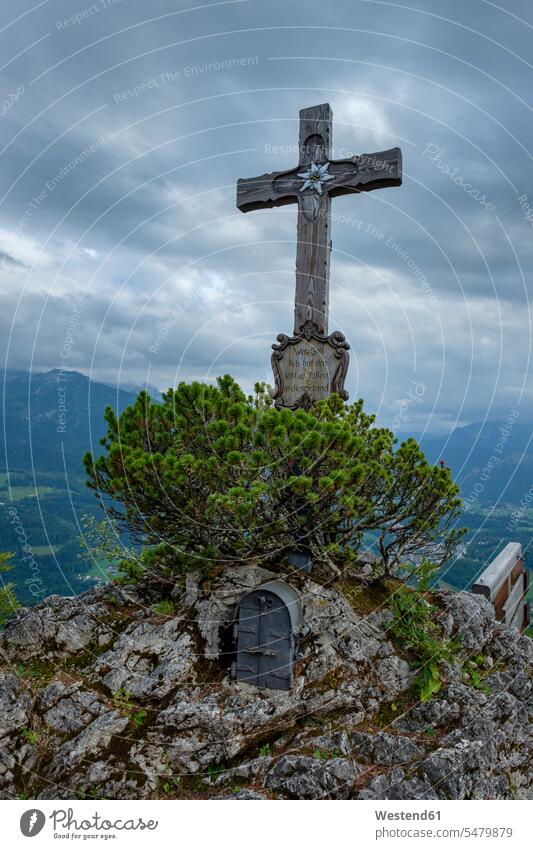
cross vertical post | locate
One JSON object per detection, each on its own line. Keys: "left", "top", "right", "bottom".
{"left": 294, "top": 103, "right": 332, "bottom": 336}
{"left": 236, "top": 103, "right": 402, "bottom": 410}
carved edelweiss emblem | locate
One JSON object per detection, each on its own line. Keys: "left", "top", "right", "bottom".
{"left": 297, "top": 161, "right": 335, "bottom": 194}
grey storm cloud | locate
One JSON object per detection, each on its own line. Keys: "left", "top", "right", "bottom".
{"left": 0, "top": 0, "right": 532, "bottom": 433}
{"left": 0, "top": 249, "right": 26, "bottom": 269}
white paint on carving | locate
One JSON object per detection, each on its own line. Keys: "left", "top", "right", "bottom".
{"left": 297, "top": 161, "right": 335, "bottom": 194}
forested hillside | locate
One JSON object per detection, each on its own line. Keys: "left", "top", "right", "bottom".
{"left": 0, "top": 370, "right": 139, "bottom": 604}
{"left": 1, "top": 369, "right": 531, "bottom": 606}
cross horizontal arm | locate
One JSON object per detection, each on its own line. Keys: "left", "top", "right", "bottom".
{"left": 236, "top": 147, "right": 401, "bottom": 212}
{"left": 236, "top": 169, "right": 300, "bottom": 213}
{"left": 328, "top": 147, "right": 402, "bottom": 197}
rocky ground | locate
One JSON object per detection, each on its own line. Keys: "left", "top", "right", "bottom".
{"left": 0, "top": 564, "right": 531, "bottom": 800}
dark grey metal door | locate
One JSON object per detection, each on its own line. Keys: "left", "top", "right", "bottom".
{"left": 235, "top": 589, "right": 294, "bottom": 690}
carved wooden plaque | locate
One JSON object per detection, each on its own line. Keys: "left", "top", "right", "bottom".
{"left": 270, "top": 328, "right": 350, "bottom": 410}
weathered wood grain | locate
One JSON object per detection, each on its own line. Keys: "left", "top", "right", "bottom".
{"left": 236, "top": 102, "right": 402, "bottom": 406}
{"left": 472, "top": 541, "right": 530, "bottom": 631}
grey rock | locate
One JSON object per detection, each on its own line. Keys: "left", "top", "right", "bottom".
{"left": 212, "top": 757, "right": 274, "bottom": 786}
{"left": 0, "top": 564, "right": 531, "bottom": 801}
{"left": 92, "top": 619, "right": 195, "bottom": 699}
{"left": 374, "top": 656, "right": 413, "bottom": 699}
{"left": 287, "top": 730, "right": 352, "bottom": 758}
{"left": 402, "top": 683, "right": 482, "bottom": 732}
{"left": 420, "top": 740, "right": 494, "bottom": 799}
{"left": 0, "top": 672, "right": 33, "bottom": 739}
{"left": 216, "top": 789, "right": 270, "bottom": 799}
{"left": 509, "top": 670, "right": 532, "bottom": 702}
{"left": 44, "top": 710, "right": 130, "bottom": 781}
{"left": 351, "top": 731, "right": 426, "bottom": 765}
{"left": 341, "top": 708, "right": 366, "bottom": 729}
{"left": 0, "top": 672, "right": 35, "bottom": 796}
{"left": 358, "top": 768, "right": 439, "bottom": 800}
{"left": 488, "top": 624, "right": 522, "bottom": 661}
{"left": 436, "top": 591, "right": 494, "bottom": 653}
{"left": 265, "top": 755, "right": 358, "bottom": 799}
{"left": 1, "top": 590, "right": 110, "bottom": 661}
{"left": 171, "top": 571, "right": 201, "bottom": 606}
{"left": 41, "top": 682, "right": 107, "bottom": 735}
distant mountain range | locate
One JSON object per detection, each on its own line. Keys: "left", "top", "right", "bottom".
{"left": 412, "top": 420, "right": 533, "bottom": 507}
{"left": 0, "top": 370, "right": 140, "bottom": 604}
{"left": 0, "top": 369, "right": 531, "bottom": 605}
{"left": 2, "top": 368, "right": 140, "bottom": 472}
{"left": 2, "top": 369, "right": 530, "bottom": 502}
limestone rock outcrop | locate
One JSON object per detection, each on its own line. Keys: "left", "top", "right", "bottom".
{"left": 0, "top": 568, "right": 531, "bottom": 800}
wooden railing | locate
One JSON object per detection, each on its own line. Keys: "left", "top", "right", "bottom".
{"left": 472, "top": 542, "right": 530, "bottom": 632}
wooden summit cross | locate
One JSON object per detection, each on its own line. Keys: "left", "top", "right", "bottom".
{"left": 237, "top": 103, "right": 402, "bottom": 409}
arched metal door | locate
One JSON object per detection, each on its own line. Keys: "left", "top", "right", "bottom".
{"left": 234, "top": 588, "right": 295, "bottom": 690}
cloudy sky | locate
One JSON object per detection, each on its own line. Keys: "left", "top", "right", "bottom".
{"left": 0, "top": 0, "right": 532, "bottom": 434}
